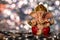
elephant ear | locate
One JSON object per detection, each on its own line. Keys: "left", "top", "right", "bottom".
{"left": 45, "top": 12, "right": 53, "bottom": 19}
{"left": 34, "top": 4, "right": 47, "bottom": 12}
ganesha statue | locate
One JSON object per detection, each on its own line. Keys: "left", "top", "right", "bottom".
{"left": 28, "top": 4, "right": 54, "bottom": 37}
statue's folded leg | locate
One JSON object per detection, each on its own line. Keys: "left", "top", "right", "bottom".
{"left": 32, "top": 26, "right": 38, "bottom": 35}
{"left": 42, "top": 27, "right": 50, "bottom": 37}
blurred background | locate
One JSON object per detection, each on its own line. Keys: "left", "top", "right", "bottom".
{"left": 0, "top": 0, "right": 60, "bottom": 40}
{"left": 0, "top": 0, "right": 60, "bottom": 34}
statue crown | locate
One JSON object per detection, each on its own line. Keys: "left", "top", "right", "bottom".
{"left": 34, "top": 4, "right": 47, "bottom": 12}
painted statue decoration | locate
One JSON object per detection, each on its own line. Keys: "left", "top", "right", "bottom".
{"left": 28, "top": 4, "right": 54, "bottom": 37}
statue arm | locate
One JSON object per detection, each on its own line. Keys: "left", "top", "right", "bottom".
{"left": 27, "top": 19, "right": 36, "bottom": 26}
{"left": 43, "top": 22, "right": 50, "bottom": 27}
{"left": 49, "top": 18, "right": 54, "bottom": 25}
